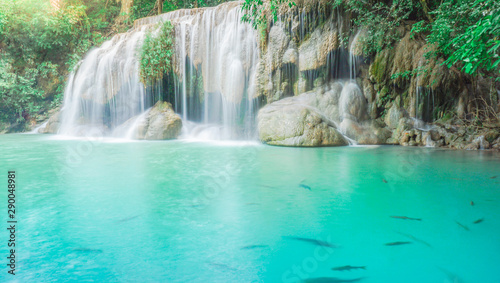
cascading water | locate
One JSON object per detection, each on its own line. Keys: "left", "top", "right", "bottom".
{"left": 58, "top": 2, "right": 259, "bottom": 140}
{"left": 58, "top": 29, "right": 148, "bottom": 136}
{"left": 169, "top": 3, "right": 259, "bottom": 140}
{"left": 56, "top": 1, "right": 366, "bottom": 142}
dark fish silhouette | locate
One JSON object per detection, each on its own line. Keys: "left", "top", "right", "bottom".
{"left": 473, "top": 218, "right": 484, "bottom": 224}
{"left": 73, "top": 248, "right": 103, "bottom": 253}
{"left": 390, "top": 216, "right": 421, "bottom": 221}
{"left": 437, "top": 267, "right": 465, "bottom": 283}
{"left": 382, "top": 179, "right": 388, "bottom": 183}
{"left": 470, "top": 201, "right": 474, "bottom": 206}
{"left": 241, "top": 244, "right": 269, "bottom": 250}
{"left": 260, "top": 184, "right": 276, "bottom": 188}
{"left": 396, "top": 232, "right": 432, "bottom": 248}
{"left": 385, "top": 241, "right": 412, "bottom": 246}
{"left": 299, "top": 184, "right": 312, "bottom": 190}
{"left": 490, "top": 176, "right": 497, "bottom": 179}
{"left": 331, "top": 265, "right": 366, "bottom": 271}
{"left": 118, "top": 215, "right": 141, "bottom": 223}
{"left": 455, "top": 221, "right": 470, "bottom": 231}
{"left": 208, "top": 262, "right": 238, "bottom": 272}
{"left": 303, "top": 277, "right": 364, "bottom": 283}
{"left": 283, "top": 236, "right": 337, "bottom": 248}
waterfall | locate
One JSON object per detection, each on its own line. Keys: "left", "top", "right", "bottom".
{"left": 56, "top": 1, "right": 367, "bottom": 142}
{"left": 58, "top": 2, "right": 259, "bottom": 140}
{"left": 58, "top": 28, "right": 148, "bottom": 136}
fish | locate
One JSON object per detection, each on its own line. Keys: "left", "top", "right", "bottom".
{"left": 302, "top": 277, "right": 364, "bottom": 283}
{"left": 470, "top": 201, "right": 474, "bottom": 206}
{"left": 385, "top": 241, "right": 412, "bottom": 246}
{"left": 490, "top": 176, "right": 498, "bottom": 179}
{"left": 382, "top": 179, "right": 388, "bottom": 183}
{"left": 331, "top": 265, "right": 366, "bottom": 271}
{"left": 299, "top": 184, "right": 312, "bottom": 190}
{"left": 396, "top": 232, "right": 432, "bottom": 248}
{"left": 473, "top": 218, "right": 484, "bottom": 224}
{"left": 241, "top": 244, "right": 269, "bottom": 250}
{"left": 117, "top": 215, "right": 141, "bottom": 223}
{"left": 73, "top": 248, "right": 103, "bottom": 253}
{"left": 260, "top": 184, "right": 276, "bottom": 188}
{"left": 437, "top": 267, "right": 465, "bottom": 283}
{"left": 208, "top": 262, "right": 238, "bottom": 272}
{"left": 283, "top": 236, "right": 337, "bottom": 248}
{"left": 390, "top": 216, "right": 422, "bottom": 221}
{"left": 455, "top": 221, "right": 470, "bottom": 231}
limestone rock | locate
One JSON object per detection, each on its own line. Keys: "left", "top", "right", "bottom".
{"left": 120, "top": 101, "right": 182, "bottom": 140}
{"left": 298, "top": 24, "right": 338, "bottom": 71}
{"left": 258, "top": 95, "right": 348, "bottom": 146}
{"left": 338, "top": 82, "right": 368, "bottom": 122}
{"left": 39, "top": 112, "right": 61, "bottom": 134}
{"left": 144, "top": 104, "right": 181, "bottom": 139}
{"left": 384, "top": 102, "right": 408, "bottom": 129}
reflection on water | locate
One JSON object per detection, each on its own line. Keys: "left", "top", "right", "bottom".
{"left": 0, "top": 134, "right": 499, "bottom": 282}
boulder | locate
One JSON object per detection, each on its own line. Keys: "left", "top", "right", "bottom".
{"left": 339, "top": 118, "right": 391, "bottom": 144}
{"left": 338, "top": 82, "right": 368, "bottom": 122}
{"left": 384, "top": 101, "right": 408, "bottom": 129}
{"left": 144, "top": 102, "right": 182, "bottom": 139}
{"left": 119, "top": 101, "right": 182, "bottom": 140}
{"left": 39, "top": 112, "right": 61, "bottom": 134}
{"left": 258, "top": 95, "right": 348, "bottom": 146}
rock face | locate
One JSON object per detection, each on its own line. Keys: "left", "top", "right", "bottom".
{"left": 258, "top": 95, "right": 348, "bottom": 146}
{"left": 118, "top": 101, "right": 182, "bottom": 140}
{"left": 257, "top": 82, "right": 391, "bottom": 146}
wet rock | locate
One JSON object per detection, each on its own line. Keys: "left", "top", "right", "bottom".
{"left": 144, "top": 102, "right": 182, "bottom": 140}
{"left": 484, "top": 129, "right": 500, "bottom": 143}
{"left": 339, "top": 118, "right": 391, "bottom": 144}
{"left": 282, "top": 42, "right": 298, "bottom": 65}
{"left": 258, "top": 94, "right": 348, "bottom": 146}
{"left": 298, "top": 24, "right": 338, "bottom": 72}
{"left": 492, "top": 137, "right": 500, "bottom": 150}
{"left": 39, "top": 112, "right": 61, "bottom": 134}
{"left": 339, "top": 82, "right": 368, "bottom": 122}
{"left": 385, "top": 101, "right": 408, "bottom": 129}
{"left": 267, "top": 24, "right": 290, "bottom": 71}
{"left": 121, "top": 101, "right": 182, "bottom": 140}
{"left": 429, "top": 129, "right": 441, "bottom": 141}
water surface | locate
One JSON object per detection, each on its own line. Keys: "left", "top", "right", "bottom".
{"left": 0, "top": 134, "right": 499, "bottom": 282}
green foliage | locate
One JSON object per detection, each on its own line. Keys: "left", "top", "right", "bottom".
{"left": 443, "top": 0, "right": 500, "bottom": 75}
{"left": 0, "top": 0, "right": 120, "bottom": 125}
{"left": 391, "top": 66, "right": 428, "bottom": 80}
{"left": 335, "top": 0, "right": 420, "bottom": 55}
{"left": 139, "top": 21, "right": 174, "bottom": 85}
{"left": 410, "top": 20, "right": 429, "bottom": 39}
{"left": 241, "top": 0, "right": 295, "bottom": 29}
{"left": 131, "top": 0, "right": 229, "bottom": 22}
{"left": 0, "top": 59, "right": 44, "bottom": 123}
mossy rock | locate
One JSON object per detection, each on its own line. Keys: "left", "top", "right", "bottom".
{"left": 369, "top": 49, "right": 394, "bottom": 84}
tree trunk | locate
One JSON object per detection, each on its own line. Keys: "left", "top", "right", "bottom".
{"left": 157, "top": 0, "right": 164, "bottom": 15}
{"left": 115, "top": 0, "right": 133, "bottom": 24}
